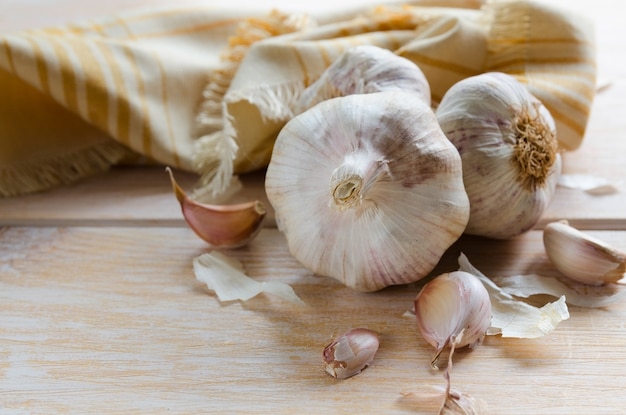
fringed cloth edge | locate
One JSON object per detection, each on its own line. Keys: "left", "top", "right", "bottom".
{"left": 191, "top": 5, "right": 428, "bottom": 200}
{"left": 192, "top": 11, "right": 316, "bottom": 200}
{"left": 192, "top": 0, "right": 597, "bottom": 200}
{"left": 0, "top": 140, "right": 128, "bottom": 197}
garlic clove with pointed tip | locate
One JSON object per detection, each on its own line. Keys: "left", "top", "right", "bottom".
{"left": 266, "top": 91, "right": 469, "bottom": 292}
{"left": 436, "top": 72, "right": 561, "bottom": 240}
{"left": 323, "top": 328, "right": 380, "bottom": 379}
{"left": 414, "top": 271, "right": 492, "bottom": 369}
{"left": 296, "top": 45, "right": 431, "bottom": 114}
{"left": 543, "top": 220, "right": 626, "bottom": 286}
{"left": 167, "top": 167, "right": 266, "bottom": 248}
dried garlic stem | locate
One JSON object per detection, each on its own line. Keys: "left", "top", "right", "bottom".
{"left": 439, "top": 336, "right": 484, "bottom": 414}
{"left": 439, "top": 339, "right": 457, "bottom": 414}
{"left": 329, "top": 155, "right": 389, "bottom": 210}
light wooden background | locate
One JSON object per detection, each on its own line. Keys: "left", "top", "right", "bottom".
{"left": 1, "top": 1, "right": 625, "bottom": 414}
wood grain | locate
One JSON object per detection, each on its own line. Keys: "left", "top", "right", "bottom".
{"left": 1, "top": 227, "right": 626, "bottom": 414}
{"left": 1, "top": 0, "right": 626, "bottom": 414}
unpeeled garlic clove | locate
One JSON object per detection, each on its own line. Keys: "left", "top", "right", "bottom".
{"left": 543, "top": 220, "right": 626, "bottom": 286}
{"left": 323, "top": 328, "right": 380, "bottom": 379}
{"left": 296, "top": 45, "right": 431, "bottom": 113}
{"left": 167, "top": 167, "right": 266, "bottom": 248}
{"left": 414, "top": 271, "right": 492, "bottom": 368}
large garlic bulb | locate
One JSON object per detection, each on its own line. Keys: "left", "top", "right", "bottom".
{"left": 436, "top": 72, "right": 562, "bottom": 239}
{"left": 296, "top": 45, "right": 431, "bottom": 113}
{"left": 265, "top": 92, "right": 470, "bottom": 292}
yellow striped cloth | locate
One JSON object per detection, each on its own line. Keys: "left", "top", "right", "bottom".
{"left": 0, "top": 0, "right": 596, "bottom": 198}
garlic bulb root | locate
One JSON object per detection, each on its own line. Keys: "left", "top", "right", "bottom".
{"left": 543, "top": 220, "right": 626, "bottom": 286}
{"left": 436, "top": 72, "right": 561, "bottom": 239}
{"left": 266, "top": 91, "right": 469, "bottom": 292}
{"left": 414, "top": 271, "right": 492, "bottom": 369}
{"left": 513, "top": 103, "right": 558, "bottom": 191}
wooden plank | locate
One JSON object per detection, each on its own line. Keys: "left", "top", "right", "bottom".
{"left": 1, "top": 63, "right": 624, "bottom": 231}
{"left": 1, "top": 153, "right": 624, "bottom": 230}
{"left": 540, "top": 80, "right": 626, "bottom": 230}
{"left": 1, "top": 79, "right": 625, "bottom": 231}
{"left": 0, "top": 2, "right": 624, "bottom": 415}
{"left": 0, "top": 167, "right": 273, "bottom": 227}
{"left": 1, "top": 227, "right": 626, "bottom": 414}
{"left": 0, "top": 0, "right": 624, "bottom": 230}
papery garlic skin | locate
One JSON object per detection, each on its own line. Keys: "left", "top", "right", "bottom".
{"left": 436, "top": 72, "right": 561, "bottom": 240}
{"left": 296, "top": 45, "right": 431, "bottom": 113}
{"left": 265, "top": 92, "right": 469, "bottom": 292}
{"left": 414, "top": 271, "right": 492, "bottom": 365}
{"left": 543, "top": 220, "right": 626, "bottom": 286}
{"left": 323, "top": 328, "right": 380, "bottom": 379}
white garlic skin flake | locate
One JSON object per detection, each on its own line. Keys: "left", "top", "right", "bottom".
{"left": 265, "top": 92, "right": 469, "bottom": 292}
{"left": 436, "top": 72, "right": 562, "bottom": 240}
{"left": 296, "top": 45, "right": 431, "bottom": 113}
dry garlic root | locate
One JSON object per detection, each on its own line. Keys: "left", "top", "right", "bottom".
{"left": 265, "top": 91, "right": 469, "bottom": 292}
{"left": 323, "top": 328, "right": 380, "bottom": 379}
{"left": 436, "top": 72, "right": 561, "bottom": 239}
{"left": 167, "top": 167, "right": 266, "bottom": 248}
{"left": 414, "top": 271, "right": 492, "bottom": 369}
{"left": 543, "top": 220, "right": 626, "bottom": 286}
{"left": 296, "top": 45, "right": 431, "bottom": 113}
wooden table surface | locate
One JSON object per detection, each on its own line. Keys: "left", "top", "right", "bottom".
{"left": 1, "top": 1, "right": 625, "bottom": 414}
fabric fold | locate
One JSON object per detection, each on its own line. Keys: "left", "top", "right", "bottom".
{"left": 0, "top": 0, "right": 596, "bottom": 198}
{"left": 194, "top": 0, "right": 596, "bottom": 199}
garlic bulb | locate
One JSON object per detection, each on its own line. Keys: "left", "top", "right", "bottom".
{"left": 296, "top": 45, "right": 431, "bottom": 113}
{"left": 323, "top": 328, "right": 380, "bottom": 379}
{"left": 265, "top": 92, "right": 469, "bottom": 292}
{"left": 436, "top": 72, "right": 561, "bottom": 239}
{"left": 414, "top": 271, "right": 492, "bottom": 368}
{"left": 543, "top": 220, "right": 626, "bottom": 286}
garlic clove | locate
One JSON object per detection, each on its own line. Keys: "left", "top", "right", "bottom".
{"left": 167, "top": 167, "right": 266, "bottom": 248}
{"left": 543, "top": 220, "right": 626, "bottom": 286}
{"left": 323, "top": 328, "right": 380, "bottom": 379}
{"left": 296, "top": 45, "right": 431, "bottom": 114}
{"left": 414, "top": 271, "right": 492, "bottom": 368}
{"left": 266, "top": 92, "right": 469, "bottom": 292}
{"left": 436, "top": 72, "right": 561, "bottom": 239}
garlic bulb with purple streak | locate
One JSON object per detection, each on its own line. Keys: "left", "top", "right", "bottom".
{"left": 296, "top": 45, "right": 431, "bottom": 113}
{"left": 265, "top": 91, "right": 469, "bottom": 292}
{"left": 436, "top": 72, "right": 561, "bottom": 239}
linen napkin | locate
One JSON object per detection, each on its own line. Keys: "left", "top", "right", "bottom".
{"left": 0, "top": 0, "right": 596, "bottom": 198}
